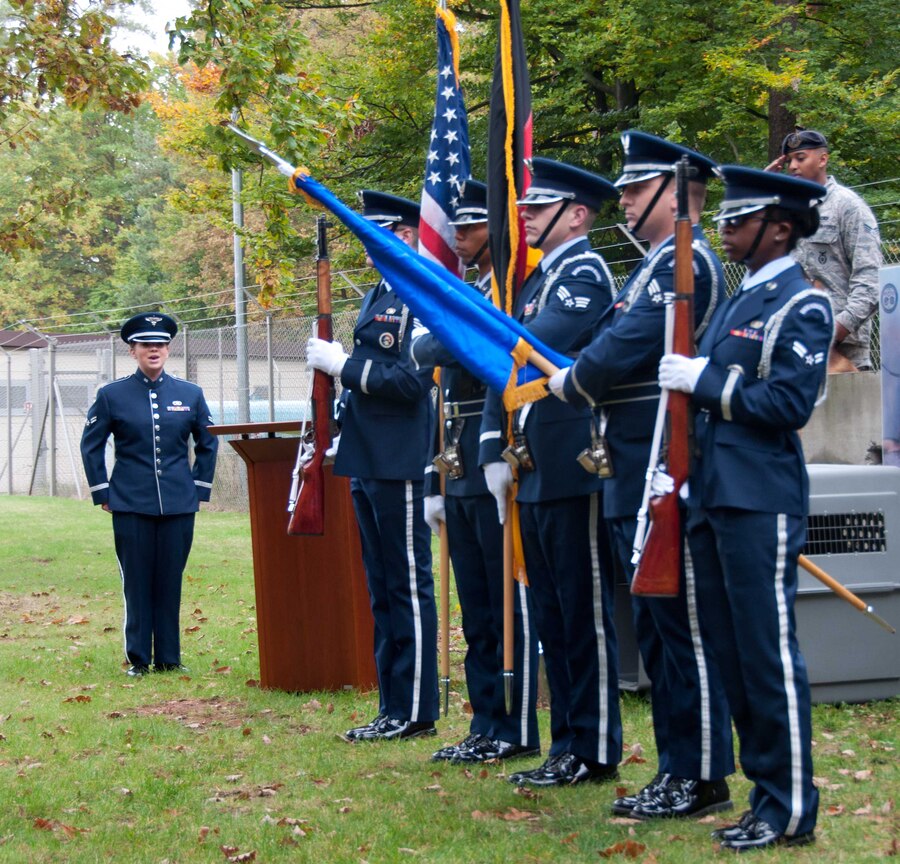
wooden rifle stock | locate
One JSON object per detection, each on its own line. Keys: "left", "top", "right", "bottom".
{"left": 632, "top": 156, "right": 695, "bottom": 597}
{"left": 287, "top": 215, "right": 334, "bottom": 535}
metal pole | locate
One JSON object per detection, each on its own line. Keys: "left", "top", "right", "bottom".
{"left": 2, "top": 348, "right": 11, "bottom": 494}
{"left": 266, "top": 312, "right": 274, "bottom": 421}
{"left": 110, "top": 333, "right": 117, "bottom": 381}
{"left": 232, "top": 110, "right": 250, "bottom": 423}
{"left": 48, "top": 338, "right": 56, "bottom": 496}
{"left": 218, "top": 327, "right": 224, "bottom": 424}
{"left": 183, "top": 323, "right": 190, "bottom": 380}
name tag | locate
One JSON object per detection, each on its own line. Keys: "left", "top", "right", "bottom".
{"left": 167, "top": 406, "right": 191, "bottom": 412}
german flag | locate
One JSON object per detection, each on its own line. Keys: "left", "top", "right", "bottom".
{"left": 487, "top": 0, "right": 537, "bottom": 317}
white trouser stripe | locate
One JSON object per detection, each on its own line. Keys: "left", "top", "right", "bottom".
{"left": 517, "top": 580, "right": 532, "bottom": 744}
{"left": 588, "top": 492, "right": 609, "bottom": 763}
{"left": 116, "top": 552, "right": 129, "bottom": 662}
{"left": 683, "top": 544, "right": 713, "bottom": 779}
{"left": 404, "top": 481, "right": 424, "bottom": 719}
{"left": 774, "top": 513, "right": 804, "bottom": 836}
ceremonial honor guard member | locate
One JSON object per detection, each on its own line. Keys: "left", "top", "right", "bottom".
{"left": 550, "top": 132, "right": 734, "bottom": 818}
{"left": 410, "top": 180, "right": 540, "bottom": 764}
{"left": 307, "top": 191, "right": 439, "bottom": 741}
{"left": 480, "top": 158, "right": 622, "bottom": 787}
{"left": 659, "top": 167, "right": 830, "bottom": 850}
{"left": 80, "top": 312, "right": 218, "bottom": 676}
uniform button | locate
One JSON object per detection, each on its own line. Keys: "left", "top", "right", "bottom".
{"left": 150, "top": 392, "right": 157, "bottom": 398}
{"left": 355, "top": 339, "right": 362, "bottom": 346}
{"left": 153, "top": 413, "right": 159, "bottom": 419}
{"left": 152, "top": 403, "right": 158, "bottom": 409}
{"left": 156, "top": 448, "right": 161, "bottom": 454}
{"left": 157, "top": 470, "right": 162, "bottom": 476}
{"left": 155, "top": 425, "right": 160, "bottom": 431}
{"left": 155, "top": 436, "right": 161, "bottom": 442}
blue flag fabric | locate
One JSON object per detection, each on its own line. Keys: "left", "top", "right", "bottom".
{"left": 291, "top": 171, "right": 571, "bottom": 401}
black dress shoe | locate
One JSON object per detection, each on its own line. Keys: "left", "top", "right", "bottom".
{"left": 125, "top": 664, "right": 149, "bottom": 677}
{"left": 610, "top": 772, "right": 671, "bottom": 816}
{"left": 711, "top": 810, "right": 758, "bottom": 841}
{"left": 508, "top": 754, "right": 562, "bottom": 785}
{"left": 356, "top": 717, "right": 436, "bottom": 741}
{"left": 716, "top": 812, "right": 815, "bottom": 851}
{"left": 631, "top": 777, "right": 732, "bottom": 820}
{"left": 514, "top": 753, "right": 618, "bottom": 787}
{"left": 432, "top": 732, "right": 485, "bottom": 762}
{"left": 344, "top": 713, "right": 386, "bottom": 741}
{"left": 451, "top": 737, "right": 540, "bottom": 764}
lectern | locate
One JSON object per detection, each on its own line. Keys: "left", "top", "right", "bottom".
{"left": 209, "top": 421, "right": 376, "bottom": 692}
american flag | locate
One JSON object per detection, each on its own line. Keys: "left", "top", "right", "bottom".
{"left": 418, "top": 6, "right": 471, "bottom": 278}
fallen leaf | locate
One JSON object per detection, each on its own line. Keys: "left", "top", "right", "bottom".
{"left": 63, "top": 695, "right": 91, "bottom": 704}
{"left": 826, "top": 804, "right": 845, "bottom": 816}
{"left": 185, "top": 625, "right": 201, "bottom": 633}
{"left": 598, "top": 839, "right": 646, "bottom": 858}
{"left": 261, "top": 735, "right": 272, "bottom": 745}
{"left": 854, "top": 770, "right": 874, "bottom": 781}
{"left": 215, "top": 666, "right": 232, "bottom": 674}
{"left": 198, "top": 826, "right": 210, "bottom": 841}
{"left": 853, "top": 804, "right": 873, "bottom": 816}
{"left": 245, "top": 680, "right": 259, "bottom": 688}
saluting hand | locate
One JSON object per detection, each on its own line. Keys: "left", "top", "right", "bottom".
{"left": 658, "top": 354, "right": 709, "bottom": 394}
{"left": 306, "top": 338, "right": 348, "bottom": 378}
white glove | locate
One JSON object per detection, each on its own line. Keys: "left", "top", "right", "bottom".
{"left": 324, "top": 434, "right": 340, "bottom": 463}
{"left": 658, "top": 354, "right": 709, "bottom": 394}
{"left": 424, "top": 495, "right": 446, "bottom": 536}
{"left": 307, "top": 338, "right": 348, "bottom": 377}
{"left": 483, "top": 461, "right": 513, "bottom": 524}
{"left": 650, "top": 468, "right": 675, "bottom": 497}
{"left": 548, "top": 367, "right": 570, "bottom": 401}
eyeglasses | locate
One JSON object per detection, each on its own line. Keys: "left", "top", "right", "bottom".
{"left": 718, "top": 215, "right": 770, "bottom": 229}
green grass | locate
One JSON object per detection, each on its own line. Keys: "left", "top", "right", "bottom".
{"left": 0, "top": 496, "right": 896, "bottom": 863}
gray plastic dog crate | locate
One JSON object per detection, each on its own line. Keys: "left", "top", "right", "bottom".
{"left": 798, "top": 464, "right": 899, "bottom": 703}
{"left": 616, "top": 464, "right": 900, "bottom": 703}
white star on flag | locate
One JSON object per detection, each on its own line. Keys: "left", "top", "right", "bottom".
{"left": 418, "top": 8, "right": 471, "bottom": 277}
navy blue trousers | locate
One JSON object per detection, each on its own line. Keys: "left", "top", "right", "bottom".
{"left": 351, "top": 477, "right": 439, "bottom": 722}
{"left": 687, "top": 506, "right": 818, "bottom": 836}
{"left": 446, "top": 493, "right": 539, "bottom": 748}
{"left": 609, "top": 515, "right": 734, "bottom": 781}
{"left": 518, "top": 493, "right": 621, "bottom": 766}
{"left": 112, "top": 511, "right": 195, "bottom": 668}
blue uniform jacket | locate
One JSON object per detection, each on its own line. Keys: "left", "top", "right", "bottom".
{"left": 690, "top": 261, "right": 832, "bottom": 515}
{"left": 334, "top": 282, "right": 436, "bottom": 481}
{"left": 81, "top": 370, "right": 218, "bottom": 515}
{"left": 563, "top": 226, "right": 724, "bottom": 518}
{"left": 479, "top": 238, "right": 615, "bottom": 503}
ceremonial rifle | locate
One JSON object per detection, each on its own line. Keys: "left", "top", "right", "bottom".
{"left": 287, "top": 214, "right": 335, "bottom": 535}
{"left": 631, "top": 156, "right": 696, "bottom": 597}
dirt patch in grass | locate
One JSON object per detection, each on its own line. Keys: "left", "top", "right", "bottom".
{"left": 127, "top": 697, "right": 313, "bottom": 734}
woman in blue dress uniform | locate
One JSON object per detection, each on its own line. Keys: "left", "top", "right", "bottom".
{"left": 307, "top": 192, "right": 439, "bottom": 741}
{"left": 659, "top": 166, "right": 831, "bottom": 851}
{"left": 80, "top": 312, "right": 218, "bottom": 676}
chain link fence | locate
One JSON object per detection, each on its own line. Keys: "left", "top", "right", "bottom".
{"left": 2, "top": 178, "right": 896, "bottom": 509}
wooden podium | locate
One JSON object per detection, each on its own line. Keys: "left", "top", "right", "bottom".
{"left": 209, "top": 421, "right": 376, "bottom": 693}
